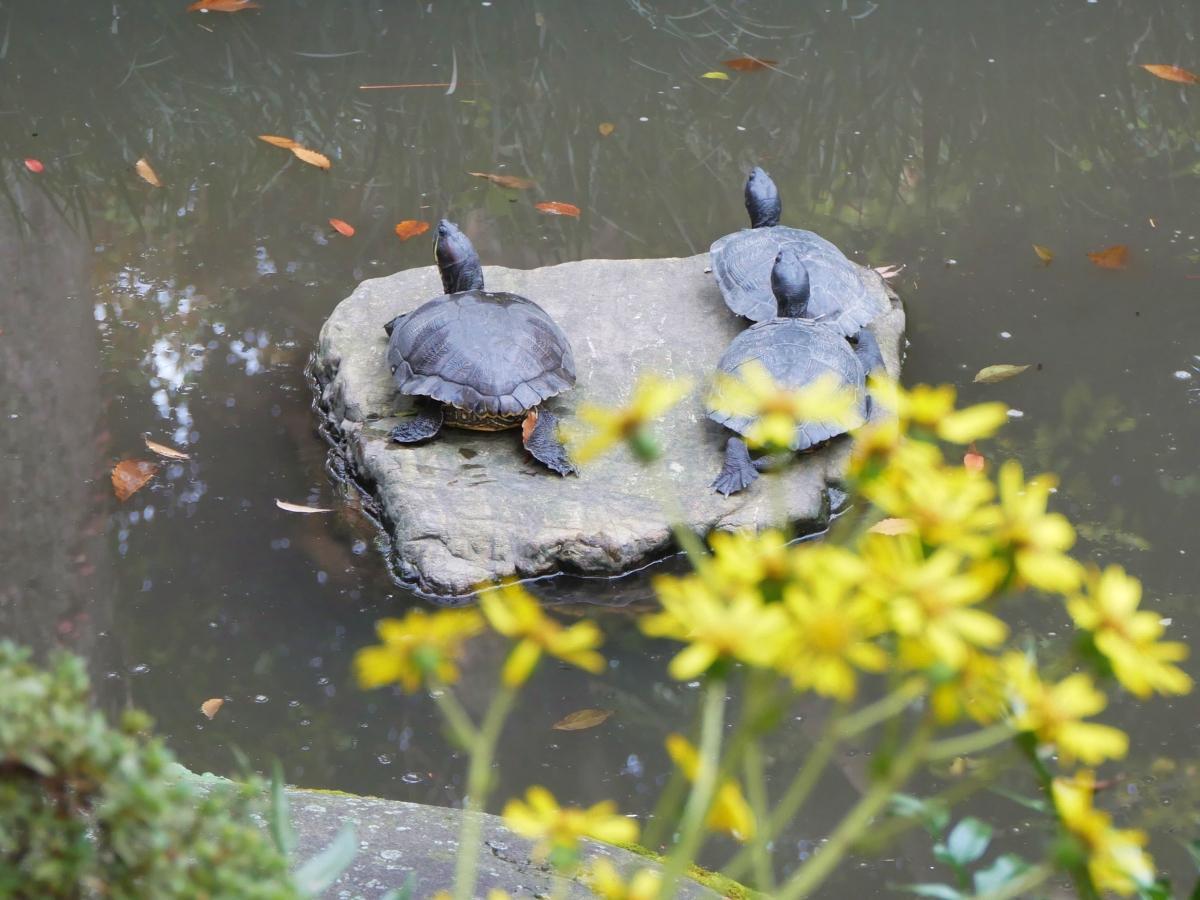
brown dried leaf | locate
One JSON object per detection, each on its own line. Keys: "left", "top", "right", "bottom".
{"left": 258, "top": 134, "right": 300, "bottom": 149}
{"left": 329, "top": 218, "right": 355, "bottom": 237}
{"left": 468, "top": 171, "right": 535, "bottom": 190}
{"left": 276, "top": 499, "right": 333, "bottom": 514}
{"left": 1033, "top": 244, "right": 1054, "bottom": 265}
{"left": 112, "top": 459, "right": 158, "bottom": 502}
{"left": 200, "top": 698, "right": 225, "bottom": 719}
{"left": 395, "top": 220, "right": 431, "bottom": 241}
{"left": 868, "top": 518, "right": 916, "bottom": 536}
{"left": 144, "top": 437, "right": 190, "bottom": 460}
{"left": 598, "top": 122, "right": 615, "bottom": 137}
{"left": 290, "top": 146, "right": 331, "bottom": 170}
{"left": 535, "top": 201, "right": 581, "bottom": 218}
{"left": 187, "top": 0, "right": 260, "bottom": 11}
{"left": 552, "top": 708, "right": 614, "bottom": 731}
{"left": 135, "top": 158, "right": 162, "bottom": 187}
{"left": 1087, "top": 244, "right": 1129, "bottom": 270}
{"left": 1140, "top": 64, "right": 1199, "bottom": 84}
{"left": 974, "top": 364, "right": 1031, "bottom": 384}
{"left": 723, "top": 56, "right": 777, "bottom": 72}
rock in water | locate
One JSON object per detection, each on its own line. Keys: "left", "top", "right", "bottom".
{"left": 314, "top": 254, "right": 904, "bottom": 597}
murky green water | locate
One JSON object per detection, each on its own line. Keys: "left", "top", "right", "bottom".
{"left": 3, "top": 0, "right": 1199, "bottom": 893}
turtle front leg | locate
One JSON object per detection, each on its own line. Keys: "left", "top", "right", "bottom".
{"left": 389, "top": 404, "right": 444, "bottom": 443}
{"left": 712, "top": 437, "right": 768, "bottom": 496}
{"left": 522, "top": 409, "right": 576, "bottom": 476}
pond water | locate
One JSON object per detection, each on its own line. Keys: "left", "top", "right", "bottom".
{"left": 2, "top": 0, "right": 1199, "bottom": 894}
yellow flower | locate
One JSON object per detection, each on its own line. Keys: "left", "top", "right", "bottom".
{"left": 665, "top": 735, "right": 755, "bottom": 841}
{"left": 868, "top": 379, "right": 1009, "bottom": 444}
{"left": 861, "top": 535, "right": 1006, "bottom": 671}
{"left": 1067, "top": 565, "right": 1191, "bottom": 698}
{"left": 707, "top": 363, "right": 860, "bottom": 451}
{"left": 353, "top": 608, "right": 484, "bottom": 693}
{"left": 994, "top": 460, "right": 1082, "bottom": 593}
{"left": 565, "top": 374, "right": 692, "bottom": 464}
{"left": 708, "top": 528, "right": 794, "bottom": 599}
{"left": 479, "top": 582, "right": 605, "bottom": 687}
{"left": 928, "top": 649, "right": 1007, "bottom": 725}
{"left": 586, "top": 859, "right": 662, "bottom": 900}
{"left": 641, "top": 574, "right": 790, "bottom": 678}
{"left": 1052, "top": 771, "right": 1156, "bottom": 895}
{"left": 780, "top": 547, "right": 887, "bottom": 699}
{"left": 1003, "top": 653, "right": 1128, "bottom": 765}
{"left": 502, "top": 786, "right": 638, "bottom": 862}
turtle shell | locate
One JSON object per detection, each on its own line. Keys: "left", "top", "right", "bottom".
{"left": 709, "top": 226, "right": 889, "bottom": 336}
{"left": 387, "top": 290, "right": 576, "bottom": 417}
{"left": 707, "top": 319, "right": 867, "bottom": 452}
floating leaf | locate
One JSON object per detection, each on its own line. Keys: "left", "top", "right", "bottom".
{"left": 187, "top": 0, "right": 261, "bottom": 11}
{"left": 329, "top": 218, "right": 355, "bottom": 237}
{"left": 258, "top": 134, "right": 300, "bottom": 149}
{"left": 1087, "top": 244, "right": 1129, "bottom": 270}
{"left": 974, "top": 364, "right": 1031, "bottom": 384}
{"left": 1032, "top": 244, "right": 1054, "bottom": 265}
{"left": 723, "top": 57, "right": 777, "bottom": 72}
{"left": 276, "top": 499, "right": 333, "bottom": 514}
{"left": 144, "top": 437, "right": 190, "bottom": 460}
{"left": 963, "top": 446, "right": 986, "bottom": 473}
{"left": 868, "top": 517, "right": 916, "bottom": 536}
{"left": 468, "top": 171, "right": 535, "bottom": 190}
{"left": 873, "top": 263, "right": 905, "bottom": 280}
{"left": 598, "top": 122, "right": 615, "bottom": 137}
{"left": 23, "top": 158, "right": 44, "bottom": 174}
{"left": 1140, "top": 64, "right": 1199, "bottom": 84}
{"left": 200, "top": 698, "right": 225, "bottom": 719}
{"left": 535, "top": 201, "right": 581, "bottom": 218}
{"left": 135, "top": 158, "right": 162, "bottom": 187}
{"left": 701, "top": 71, "right": 731, "bottom": 80}
{"left": 112, "top": 459, "right": 158, "bottom": 502}
{"left": 394, "top": 220, "right": 431, "bottom": 241}
{"left": 552, "top": 708, "right": 614, "bottom": 731}
{"left": 290, "top": 146, "right": 331, "bottom": 170}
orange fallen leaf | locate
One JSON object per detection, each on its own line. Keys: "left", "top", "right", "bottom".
{"left": 522, "top": 410, "right": 539, "bottom": 444}
{"left": 187, "top": 0, "right": 261, "bottom": 11}
{"left": 1087, "top": 244, "right": 1129, "bottom": 270}
{"left": 290, "top": 146, "right": 331, "bottom": 170}
{"left": 258, "top": 134, "right": 300, "bottom": 149}
{"left": 395, "top": 220, "right": 431, "bottom": 241}
{"left": 963, "top": 445, "right": 986, "bottom": 473}
{"left": 535, "top": 201, "right": 581, "bottom": 218}
{"left": 200, "top": 698, "right": 225, "bottom": 719}
{"left": 112, "top": 459, "right": 158, "bottom": 502}
{"left": 329, "top": 218, "right": 355, "bottom": 237}
{"left": 468, "top": 171, "right": 535, "bottom": 190}
{"left": 275, "top": 499, "right": 333, "bottom": 514}
{"left": 598, "top": 122, "right": 615, "bottom": 137}
{"left": 24, "top": 158, "right": 44, "bottom": 173}
{"left": 1140, "top": 64, "right": 1199, "bottom": 85}
{"left": 723, "top": 56, "right": 777, "bottom": 72}
{"left": 135, "top": 158, "right": 162, "bottom": 187}
{"left": 144, "top": 437, "right": 190, "bottom": 460}
{"left": 552, "top": 708, "right": 614, "bottom": 731}
{"left": 1033, "top": 244, "right": 1054, "bottom": 265}
{"left": 868, "top": 517, "right": 916, "bottom": 536}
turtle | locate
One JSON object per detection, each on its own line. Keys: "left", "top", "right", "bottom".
{"left": 709, "top": 166, "right": 890, "bottom": 336}
{"left": 382, "top": 220, "right": 577, "bottom": 476}
{"left": 708, "top": 245, "right": 885, "bottom": 496}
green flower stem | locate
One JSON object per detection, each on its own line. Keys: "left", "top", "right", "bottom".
{"left": 741, "top": 739, "right": 775, "bottom": 893}
{"left": 451, "top": 684, "right": 517, "bottom": 900}
{"left": 641, "top": 767, "right": 689, "bottom": 853}
{"left": 657, "top": 677, "right": 727, "bottom": 899}
{"left": 924, "top": 723, "right": 1014, "bottom": 761}
{"left": 835, "top": 678, "right": 925, "bottom": 740}
{"left": 430, "top": 684, "right": 480, "bottom": 749}
{"left": 975, "top": 860, "right": 1054, "bottom": 900}
{"left": 776, "top": 719, "right": 934, "bottom": 900}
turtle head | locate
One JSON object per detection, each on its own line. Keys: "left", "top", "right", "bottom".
{"left": 771, "top": 246, "right": 810, "bottom": 318}
{"left": 434, "top": 219, "right": 485, "bottom": 294}
{"left": 744, "top": 166, "right": 781, "bottom": 228}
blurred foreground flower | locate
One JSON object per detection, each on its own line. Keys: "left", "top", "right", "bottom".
{"left": 586, "top": 859, "right": 662, "bottom": 900}
{"left": 868, "top": 379, "right": 1008, "bottom": 444}
{"left": 502, "top": 786, "right": 638, "bottom": 865}
{"left": 354, "top": 608, "right": 484, "bottom": 692}
{"left": 708, "top": 363, "right": 859, "bottom": 450}
{"left": 1052, "top": 771, "right": 1155, "bottom": 895}
{"left": 479, "top": 582, "right": 605, "bottom": 686}
{"left": 665, "top": 735, "right": 755, "bottom": 840}
{"left": 564, "top": 374, "right": 692, "bottom": 464}
{"left": 995, "top": 460, "right": 1081, "bottom": 593}
{"left": 1067, "top": 565, "right": 1190, "bottom": 698}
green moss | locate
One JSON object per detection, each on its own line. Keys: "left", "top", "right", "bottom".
{"left": 604, "top": 840, "right": 759, "bottom": 899}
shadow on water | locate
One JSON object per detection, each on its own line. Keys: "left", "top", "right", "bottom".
{"left": 1, "top": 0, "right": 1199, "bottom": 891}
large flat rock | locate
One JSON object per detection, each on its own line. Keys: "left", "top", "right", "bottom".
{"left": 314, "top": 254, "right": 904, "bottom": 597}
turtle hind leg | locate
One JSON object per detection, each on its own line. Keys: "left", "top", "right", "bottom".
{"left": 712, "top": 437, "right": 761, "bottom": 496}
{"left": 389, "top": 405, "right": 444, "bottom": 443}
{"left": 522, "top": 409, "right": 576, "bottom": 476}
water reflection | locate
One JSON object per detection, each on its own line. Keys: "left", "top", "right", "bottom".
{"left": 1, "top": 0, "right": 1199, "bottom": 890}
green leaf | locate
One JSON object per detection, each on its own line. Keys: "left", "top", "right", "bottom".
{"left": 1138, "top": 880, "right": 1173, "bottom": 900}
{"left": 973, "top": 854, "right": 1030, "bottom": 894}
{"left": 701, "top": 71, "right": 731, "bottom": 80}
{"left": 890, "top": 793, "right": 950, "bottom": 836}
{"left": 988, "top": 784, "right": 1049, "bottom": 814}
{"left": 944, "top": 817, "right": 992, "bottom": 866}
{"left": 974, "top": 364, "right": 1031, "bottom": 384}
{"left": 294, "top": 825, "right": 357, "bottom": 896}
{"left": 378, "top": 873, "right": 416, "bottom": 900}
{"left": 1185, "top": 839, "right": 1200, "bottom": 873}
{"left": 898, "top": 883, "right": 965, "bottom": 899}
{"left": 269, "top": 761, "right": 295, "bottom": 856}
